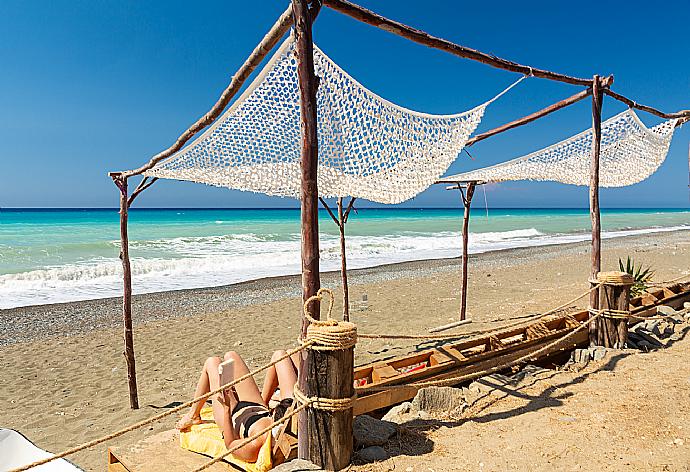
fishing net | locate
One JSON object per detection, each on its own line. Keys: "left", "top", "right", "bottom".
{"left": 144, "top": 37, "right": 522, "bottom": 204}
{"left": 442, "top": 109, "right": 678, "bottom": 187}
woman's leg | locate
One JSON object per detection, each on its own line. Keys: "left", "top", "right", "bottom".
{"left": 177, "top": 356, "right": 224, "bottom": 430}
{"left": 274, "top": 351, "right": 298, "bottom": 400}
{"left": 261, "top": 350, "right": 286, "bottom": 404}
{"left": 223, "top": 351, "right": 264, "bottom": 405}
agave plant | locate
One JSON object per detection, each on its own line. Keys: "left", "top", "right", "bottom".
{"left": 618, "top": 256, "right": 655, "bottom": 296}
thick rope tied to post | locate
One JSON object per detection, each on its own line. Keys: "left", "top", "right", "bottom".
{"left": 594, "top": 271, "right": 635, "bottom": 286}
{"left": 9, "top": 344, "right": 312, "bottom": 472}
{"left": 301, "top": 288, "right": 357, "bottom": 351}
{"left": 588, "top": 307, "right": 631, "bottom": 320}
{"left": 293, "top": 385, "right": 357, "bottom": 412}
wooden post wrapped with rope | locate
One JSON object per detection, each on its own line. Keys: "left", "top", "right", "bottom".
{"left": 296, "top": 288, "right": 356, "bottom": 471}
{"left": 591, "top": 271, "right": 633, "bottom": 348}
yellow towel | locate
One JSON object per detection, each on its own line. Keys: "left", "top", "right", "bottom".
{"left": 179, "top": 406, "right": 273, "bottom": 472}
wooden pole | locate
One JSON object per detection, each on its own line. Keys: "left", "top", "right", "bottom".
{"left": 588, "top": 75, "right": 603, "bottom": 345}
{"left": 604, "top": 88, "right": 690, "bottom": 122}
{"left": 293, "top": 0, "right": 321, "bottom": 340}
{"left": 459, "top": 183, "right": 476, "bottom": 321}
{"left": 113, "top": 177, "right": 139, "bottom": 410}
{"left": 338, "top": 197, "right": 350, "bottom": 321}
{"left": 593, "top": 272, "right": 633, "bottom": 348}
{"left": 293, "top": 1, "right": 353, "bottom": 470}
{"left": 463, "top": 87, "right": 598, "bottom": 148}
{"left": 324, "top": 0, "right": 596, "bottom": 86}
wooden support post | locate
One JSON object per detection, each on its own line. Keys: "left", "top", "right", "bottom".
{"left": 114, "top": 177, "right": 139, "bottom": 410}
{"left": 459, "top": 183, "right": 476, "bottom": 321}
{"left": 293, "top": 0, "right": 321, "bottom": 339}
{"left": 293, "top": 1, "right": 352, "bottom": 470}
{"left": 593, "top": 272, "right": 633, "bottom": 348}
{"left": 300, "top": 330, "right": 355, "bottom": 471}
{"left": 588, "top": 75, "right": 603, "bottom": 345}
{"left": 337, "top": 197, "right": 350, "bottom": 321}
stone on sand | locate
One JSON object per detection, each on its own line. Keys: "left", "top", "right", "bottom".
{"left": 353, "top": 414, "right": 397, "bottom": 447}
{"left": 356, "top": 446, "right": 389, "bottom": 463}
{"left": 271, "top": 459, "right": 323, "bottom": 471}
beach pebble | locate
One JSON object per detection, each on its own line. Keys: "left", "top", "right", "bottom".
{"left": 356, "top": 446, "right": 389, "bottom": 463}
{"left": 271, "top": 459, "right": 323, "bottom": 471}
{"left": 353, "top": 415, "right": 397, "bottom": 447}
{"left": 381, "top": 402, "right": 413, "bottom": 424}
{"left": 657, "top": 305, "right": 677, "bottom": 316}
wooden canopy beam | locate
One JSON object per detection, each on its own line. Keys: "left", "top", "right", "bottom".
{"left": 604, "top": 89, "right": 690, "bottom": 122}
{"left": 323, "top": 0, "right": 598, "bottom": 86}
{"left": 464, "top": 86, "right": 597, "bottom": 148}
{"left": 116, "top": 5, "right": 295, "bottom": 178}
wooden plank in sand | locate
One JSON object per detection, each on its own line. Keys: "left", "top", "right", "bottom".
{"left": 107, "top": 431, "right": 227, "bottom": 472}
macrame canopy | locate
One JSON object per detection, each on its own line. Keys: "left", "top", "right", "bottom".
{"left": 441, "top": 109, "right": 679, "bottom": 187}
{"left": 144, "top": 37, "right": 523, "bottom": 204}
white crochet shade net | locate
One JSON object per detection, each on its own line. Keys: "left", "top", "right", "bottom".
{"left": 442, "top": 109, "right": 678, "bottom": 187}
{"left": 145, "top": 37, "right": 522, "bottom": 204}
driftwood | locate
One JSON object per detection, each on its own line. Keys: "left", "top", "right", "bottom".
{"left": 324, "top": 0, "right": 596, "bottom": 86}
{"left": 428, "top": 318, "right": 473, "bottom": 333}
{"left": 588, "top": 76, "right": 604, "bottom": 338}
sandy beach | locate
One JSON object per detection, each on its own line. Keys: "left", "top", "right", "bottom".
{"left": 1, "top": 230, "right": 689, "bottom": 471}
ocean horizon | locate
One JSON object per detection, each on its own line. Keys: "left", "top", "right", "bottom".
{"left": 1, "top": 207, "right": 688, "bottom": 309}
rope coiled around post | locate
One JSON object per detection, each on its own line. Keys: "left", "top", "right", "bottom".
{"left": 588, "top": 307, "right": 631, "bottom": 319}
{"left": 301, "top": 288, "right": 357, "bottom": 351}
{"left": 293, "top": 385, "right": 356, "bottom": 412}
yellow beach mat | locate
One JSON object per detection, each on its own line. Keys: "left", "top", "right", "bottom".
{"left": 179, "top": 406, "right": 273, "bottom": 472}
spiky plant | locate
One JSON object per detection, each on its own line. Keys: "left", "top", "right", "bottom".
{"left": 618, "top": 256, "right": 655, "bottom": 296}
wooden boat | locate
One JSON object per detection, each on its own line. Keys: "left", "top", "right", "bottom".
{"left": 352, "top": 282, "right": 690, "bottom": 416}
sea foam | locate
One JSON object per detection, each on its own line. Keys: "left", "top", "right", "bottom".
{"left": 1, "top": 224, "right": 687, "bottom": 309}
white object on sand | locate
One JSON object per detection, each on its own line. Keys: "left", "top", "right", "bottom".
{"left": 0, "top": 428, "right": 83, "bottom": 471}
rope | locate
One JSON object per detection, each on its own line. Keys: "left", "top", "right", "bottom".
{"left": 358, "top": 283, "right": 602, "bottom": 341}
{"left": 293, "top": 386, "right": 357, "bottom": 412}
{"left": 594, "top": 271, "right": 634, "bottom": 286}
{"left": 302, "top": 287, "right": 357, "bottom": 351}
{"left": 647, "top": 273, "right": 690, "bottom": 287}
{"left": 588, "top": 308, "right": 631, "bottom": 320}
{"left": 191, "top": 402, "right": 310, "bottom": 472}
{"left": 357, "top": 311, "right": 603, "bottom": 393}
{"left": 9, "top": 344, "right": 312, "bottom": 472}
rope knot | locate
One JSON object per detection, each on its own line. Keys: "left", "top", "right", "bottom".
{"left": 302, "top": 288, "right": 357, "bottom": 351}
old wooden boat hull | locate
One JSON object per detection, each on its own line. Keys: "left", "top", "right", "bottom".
{"left": 353, "top": 282, "right": 690, "bottom": 415}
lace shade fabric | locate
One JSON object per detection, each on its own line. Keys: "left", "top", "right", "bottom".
{"left": 442, "top": 109, "right": 678, "bottom": 187}
{"left": 145, "top": 37, "right": 521, "bottom": 204}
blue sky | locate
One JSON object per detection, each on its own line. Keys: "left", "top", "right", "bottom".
{"left": 1, "top": 0, "right": 688, "bottom": 209}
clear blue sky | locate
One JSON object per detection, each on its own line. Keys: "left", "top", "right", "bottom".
{"left": 1, "top": 0, "right": 688, "bottom": 208}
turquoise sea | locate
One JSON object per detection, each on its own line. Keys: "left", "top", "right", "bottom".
{"left": 0, "top": 208, "right": 688, "bottom": 309}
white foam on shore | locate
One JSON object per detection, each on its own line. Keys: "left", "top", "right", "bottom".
{"left": 1, "top": 225, "right": 688, "bottom": 309}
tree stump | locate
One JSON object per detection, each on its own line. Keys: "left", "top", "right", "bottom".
{"left": 592, "top": 271, "right": 634, "bottom": 348}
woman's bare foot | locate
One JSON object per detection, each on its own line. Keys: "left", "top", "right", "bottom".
{"left": 176, "top": 412, "right": 202, "bottom": 431}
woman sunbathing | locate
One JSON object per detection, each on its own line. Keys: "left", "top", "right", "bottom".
{"left": 176, "top": 350, "right": 299, "bottom": 462}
